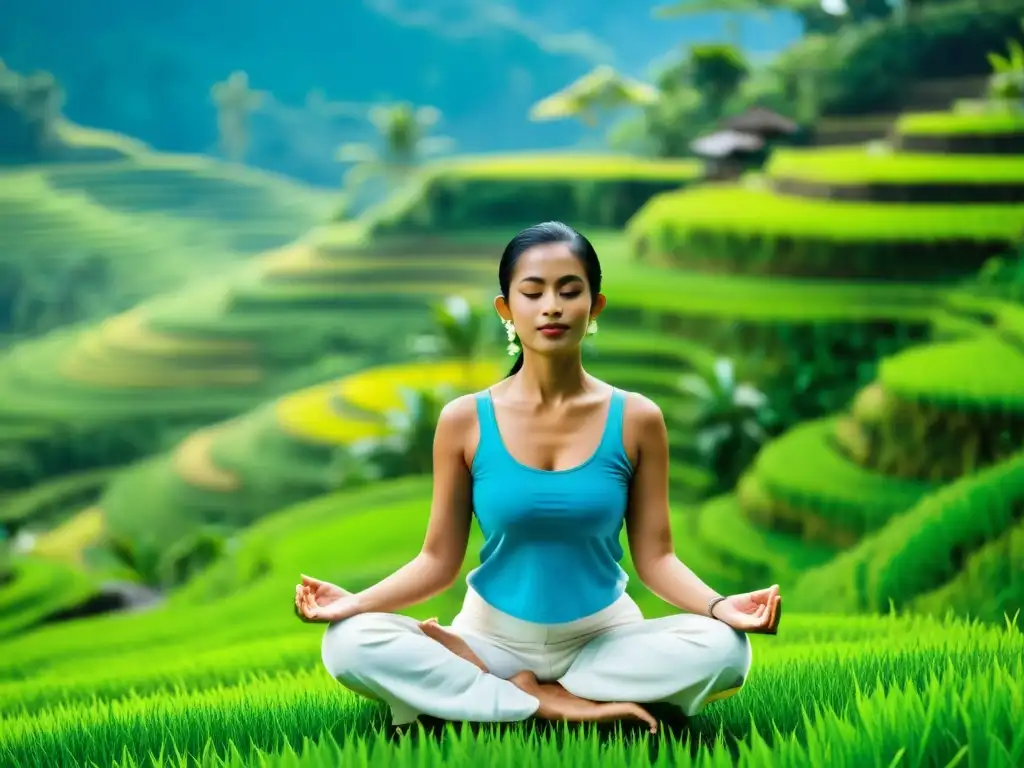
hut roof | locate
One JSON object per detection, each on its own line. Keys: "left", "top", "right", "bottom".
{"left": 690, "top": 129, "right": 764, "bottom": 158}
{"left": 721, "top": 106, "right": 799, "bottom": 136}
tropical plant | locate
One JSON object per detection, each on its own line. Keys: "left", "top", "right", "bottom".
{"left": 428, "top": 296, "right": 489, "bottom": 387}
{"left": 987, "top": 22, "right": 1024, "bottom": 103}
{"left": 370, "top": 385, "right": 458, "bottom": 477}
{"left": 324, "top": 441, "right": 383, "bottom": 491}
{"left": 105, "top": 533, "right": 164, "bottom": 588}
{"left": 529, "top": 65, "right": 659, "bottom": 128}
{"left": 677, "top": 358, "right": 773, "bottom": 491}
{"left": 336, "top": 103, "right": 454, "bottom": 194}
{"left": 157, "top": 527, "right": 229, "bottom": 588}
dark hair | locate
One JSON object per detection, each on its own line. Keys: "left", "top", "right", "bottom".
{"left": 498, "top": 221, "right": 603, "bottom": 377}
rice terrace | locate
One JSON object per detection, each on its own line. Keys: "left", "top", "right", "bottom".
{"left": 1, "top": 1, "right": 1023, "bottom": 766}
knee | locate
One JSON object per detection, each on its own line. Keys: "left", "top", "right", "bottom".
{"left": 705, "top": 618, "right": 753, "bottom": 681}
{"left": 319, "top": 612, "right": 396, "bottom": 680}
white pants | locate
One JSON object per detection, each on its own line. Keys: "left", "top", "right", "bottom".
{"left": 320, "top": 587, "right": 753, "bottom": 726}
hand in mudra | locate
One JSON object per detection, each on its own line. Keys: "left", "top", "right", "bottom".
{"left": 294, "top": 574, "right": 351, "bottom": 623}
{"left": 712, "top": 584, "right": 782, "bottom": 635}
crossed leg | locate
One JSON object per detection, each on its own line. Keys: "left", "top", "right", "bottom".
{"left": 555, "top": 612, "right": 753, "bottom": 717}
{"left": 419, "top": 618, "right": 659, "bottom": 733}
{"left": 321, "top": 611, "right": 750, "bottom": 732}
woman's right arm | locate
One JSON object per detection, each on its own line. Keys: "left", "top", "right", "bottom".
{"left": 336, "top": 394, "right": 476, "bottom": 617}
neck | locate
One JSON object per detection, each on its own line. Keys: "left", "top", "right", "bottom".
{"left": 514, "top": 353, "right": 589, "bottom": 403}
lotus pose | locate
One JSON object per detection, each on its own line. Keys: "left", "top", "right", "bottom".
{"left": 295, "top": 221, "right": 782, "bottom": 734}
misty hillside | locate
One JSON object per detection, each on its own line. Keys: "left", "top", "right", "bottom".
{"left": 0, "top": 0, "right": 802, "bottom": 184}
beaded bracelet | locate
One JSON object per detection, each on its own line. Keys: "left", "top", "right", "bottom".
{"left": 707, "top": 595, "right": 727, "bottom": 618}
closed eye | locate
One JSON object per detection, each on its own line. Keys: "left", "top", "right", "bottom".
{"left": 521, "top": 291, "right": 582, "bottom": 299}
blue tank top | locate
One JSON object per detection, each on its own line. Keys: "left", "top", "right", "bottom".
{"left": 466, "top": 388, "right": 633, "bottom": 624}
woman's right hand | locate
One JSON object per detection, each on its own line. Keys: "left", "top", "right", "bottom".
{"left": 297, "top": 593, "right": 362, "bottom": 623}
{"left": 294, "top": 574, "right": 350, "bottom": 622}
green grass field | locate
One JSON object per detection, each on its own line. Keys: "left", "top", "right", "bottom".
{"left": 1, "top": 478, "right": 1021, "bottom": 767}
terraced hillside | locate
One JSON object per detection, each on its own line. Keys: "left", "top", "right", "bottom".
{"left": 651, "top": 105, "right": 1024, "bottom": 617}
{"left": 0, "top": 121, "right": 335, "bottom": 349}
{"left": 0, "top": 477, "right": 1021, "bottom": 767}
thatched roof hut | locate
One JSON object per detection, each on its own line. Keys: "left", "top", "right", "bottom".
{"left": 720, "top": 106, "right": 799, "bottom": 138}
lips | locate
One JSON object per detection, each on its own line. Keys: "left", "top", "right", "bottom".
{"left": 537, "top": 324, "right": 569, "bottom": 331}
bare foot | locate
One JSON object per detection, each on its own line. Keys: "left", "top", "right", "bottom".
{"left": 510, "top": 671, "right": 658, "bottom": 734}
{"left": 418, "top": 618, "right": 490, "bottom": 673}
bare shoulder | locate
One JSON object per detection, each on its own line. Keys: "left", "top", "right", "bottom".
{"left": 436, "top": 392, "right": 480, "bottom": 434}
{"left": 619, "top": 390, "right": 667, "bottom": 467}
{"left": 622, "top": 390, "right": 667, "bottom": 431}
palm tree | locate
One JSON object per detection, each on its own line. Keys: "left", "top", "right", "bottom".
{"left": 431, "top": 295, "right": 488, "bottom": 389}
{"left": 529, "top": 65, "right": 659, "bottom": 128}
{"left": 677, "top": 358, "right": 773, "bottom": 492}
{"left": 336, "top": 102, "right": 454, "bottom": 194}
{"left": 210, "top": 71, "right": 264, "bottom": 163}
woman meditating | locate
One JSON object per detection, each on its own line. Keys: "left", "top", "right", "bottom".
{"left": 295, "top": 221, "right": 782, "bottom": 734}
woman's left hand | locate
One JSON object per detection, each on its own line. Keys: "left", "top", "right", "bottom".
{"left": 712, "top": 584, "right": 782, "bottom": 634}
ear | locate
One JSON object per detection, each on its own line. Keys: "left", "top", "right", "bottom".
{"left": 589, "top": 293, "right": 607, "bottom": 321}
{"left": 493, "top": 294, "right": 512, "bottom": 323}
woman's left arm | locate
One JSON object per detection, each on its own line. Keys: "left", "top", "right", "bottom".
{"left": 624, "top": 394, "right": 722, "bottom": 616}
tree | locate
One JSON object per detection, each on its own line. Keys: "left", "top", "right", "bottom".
{"left": 529, "top": 65, "right": 659, "bottom": 128}
{"left": 210, "top": 71, "right": 264, "bottom": 163}
{"left": 430, "top": 295, "right": 489, "bottom": 389}
{"left": 336, "top": 102, "right": 454, "bottom": 195}
{"left": 629, "top": 43, "right": 750, "bottom": 157}
{"left": 0, "top": 60, "right": 64, "bottom": 162}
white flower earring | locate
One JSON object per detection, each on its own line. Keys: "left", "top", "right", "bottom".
{"left": 504, "top": 320, "right": 519, "bottom": 356}
{"left": 587, "top": 318, "right": 598, "bottom": 336}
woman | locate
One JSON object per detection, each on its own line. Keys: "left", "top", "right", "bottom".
{"left": 295, "top": 221, "right": 782, "bottom": 734}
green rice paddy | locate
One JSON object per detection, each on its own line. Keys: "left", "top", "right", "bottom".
{"left": 630, "top": 184, "right": 1024, "bottom": 241}
{"left": 766, "top": 145, "right": 1024, "bottom": 183}
{"left": 896, "top": 108, "right": 1024, "bottom": 136}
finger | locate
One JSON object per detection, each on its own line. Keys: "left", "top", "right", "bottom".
{"left": 301, "top": 574, "right": 323, "bottom": 587}
{"left": 747, "top": 584, "right": 779, "bottom": 600}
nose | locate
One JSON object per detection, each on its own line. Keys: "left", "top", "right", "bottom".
{"left": 542, "top": 290, "right": 563, "bottom": 316}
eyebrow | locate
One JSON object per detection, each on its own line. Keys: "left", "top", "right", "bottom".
{"left": 518, "top": 275, "right": 585, "bottom": 286}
